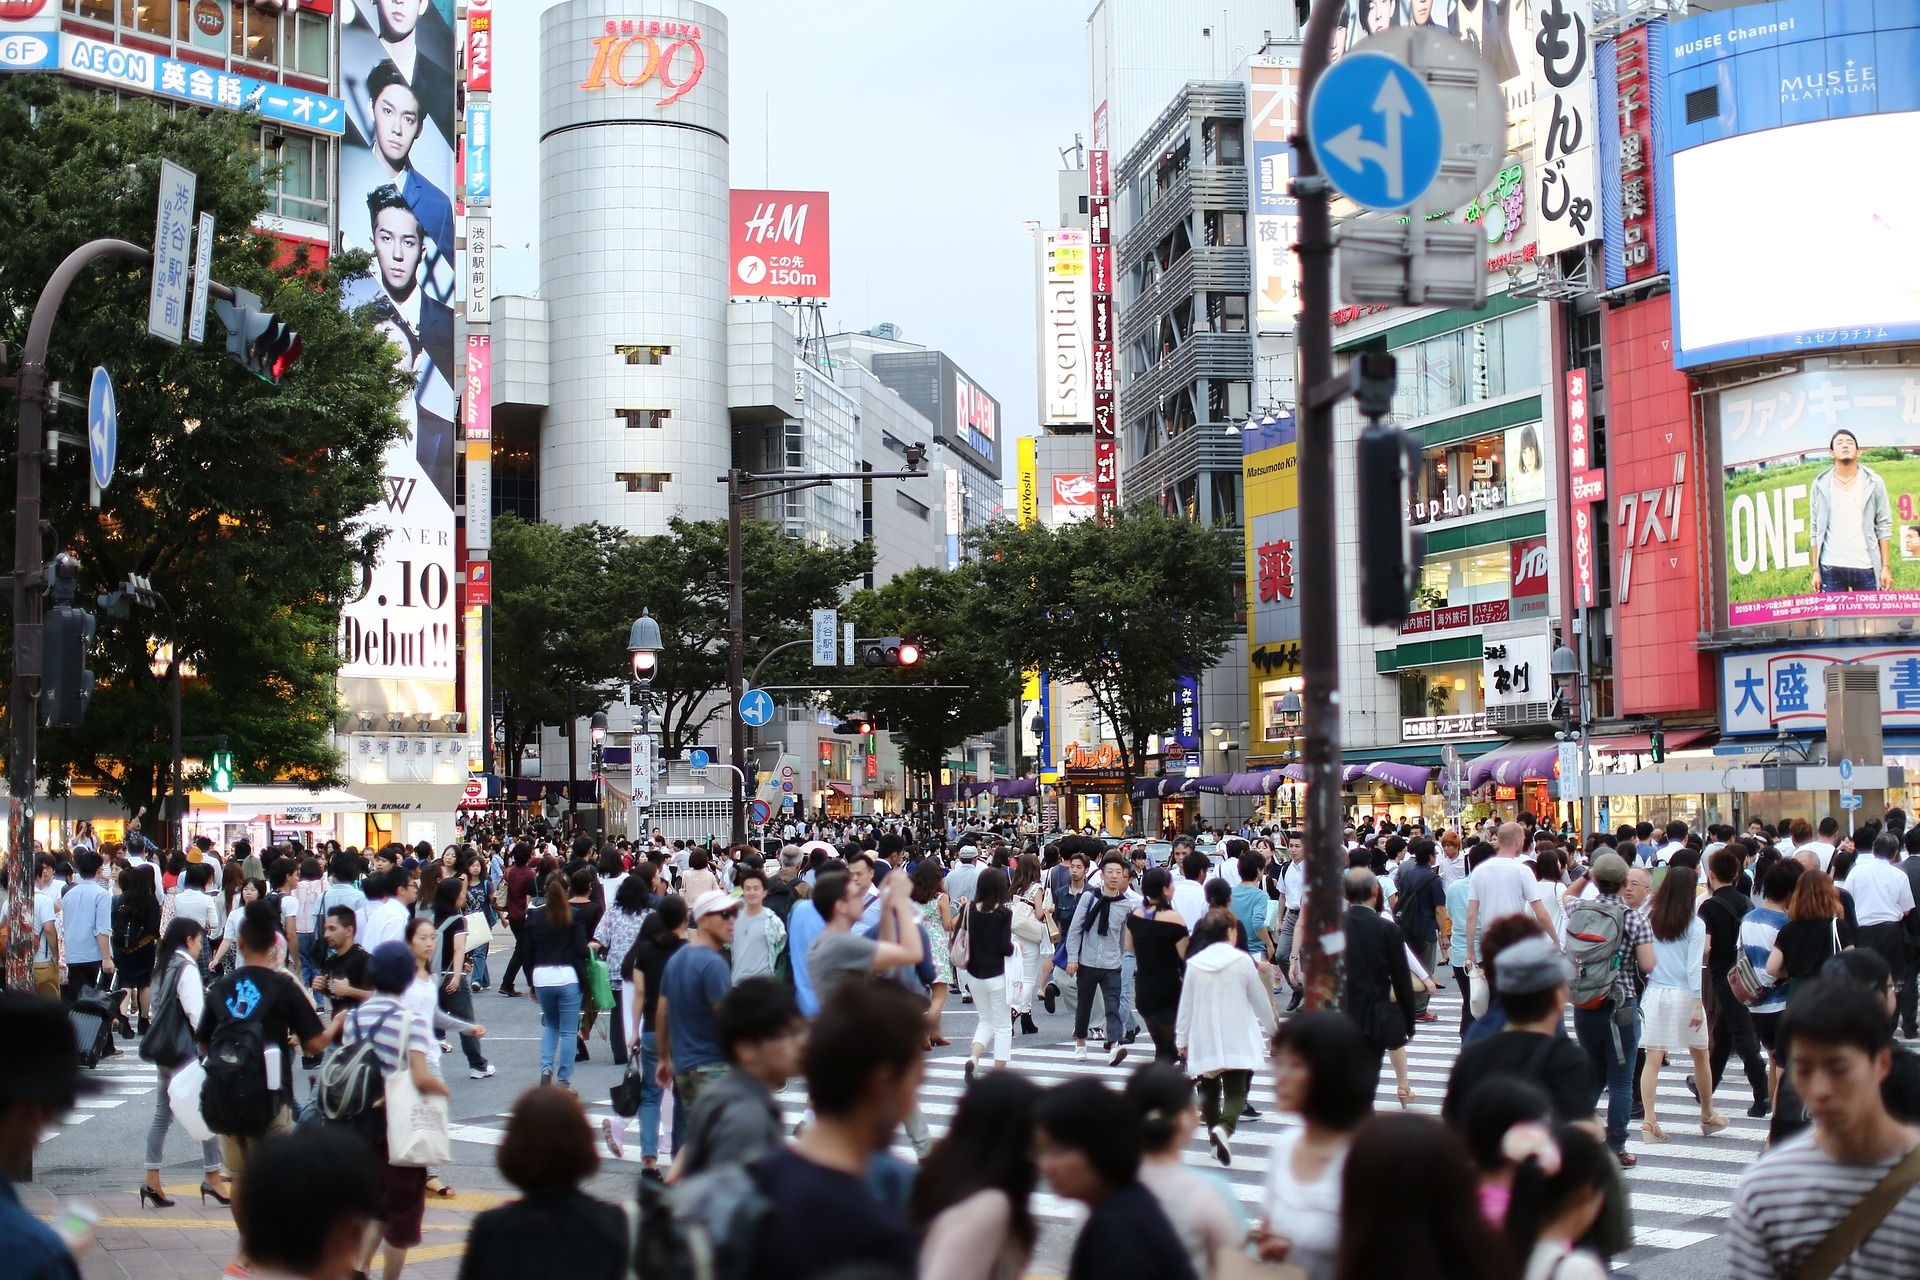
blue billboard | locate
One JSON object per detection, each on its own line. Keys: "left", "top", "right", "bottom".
{"left": 1658, "top": 0, "right": 1920, "bottom": 368}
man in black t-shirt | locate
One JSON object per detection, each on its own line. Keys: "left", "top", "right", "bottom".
{"left": 1443, "top": 935, "right": 1601, "bottom": 1144}
{"left": 1700, "top": 848, "right": 1770, "bottom": 1115}
{"left": 311, "top": 907, "right": 373, "bottom": 1015}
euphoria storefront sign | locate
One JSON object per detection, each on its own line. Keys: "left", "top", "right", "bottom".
{"left": 579, "top": 18, "right": 705, "bottom": 106}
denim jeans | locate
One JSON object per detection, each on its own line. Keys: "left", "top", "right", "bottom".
{"left": 1820, "top": 564, "right": 1877, "bottom": 592}
{"left": 536, "top": 981, "right": 583, "bottom": 1083}
{"left": 1573, "top": 1000, "right": 1641, "bottom": 1152}
{"left": 440, "top": 977, "right": 489, "bottom": 1071}
{"left": 635, "top": 1030, "right": 684, "bottom": 1160}
{"left": 468, "top": 933, "right": 492, "bottom": 988}
{"left": 1073, "top": 965, "right": 1124, "bottom": 1044}
{"left": 1119, "top": 951, "right": 1141, "bottom": 1033}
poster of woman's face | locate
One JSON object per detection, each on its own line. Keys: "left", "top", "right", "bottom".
{"left": 1505, "top": 424, "right": 1546, "bottom": 506}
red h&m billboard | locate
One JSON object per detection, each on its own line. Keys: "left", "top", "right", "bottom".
{"left": 1602, "top": 295, "right": 1712, "bottom": 715}
{"left": 728, "top": 190, "right": 831, "bottom": 299}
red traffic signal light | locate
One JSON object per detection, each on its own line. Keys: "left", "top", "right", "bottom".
{"left": 897, "top": 641, "right": 921, "bottom": 667}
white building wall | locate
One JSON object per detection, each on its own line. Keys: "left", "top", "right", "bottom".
{"left": 1087, "top": 0, "right": 1295, "bottom": 159}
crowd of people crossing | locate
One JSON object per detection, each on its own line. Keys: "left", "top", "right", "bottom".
{"left": 6, "top": 807, "right": 1920, "bottom": 1280}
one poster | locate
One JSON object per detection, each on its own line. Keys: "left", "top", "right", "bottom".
{"left": 1529, "top": 0, "right": 1597, "bottom": 254}
{"left": 728, "top": 189, "right": 830, "bottom": 299}
{"left": 1720, "top": 367, "right": 1920, "bottom": 626}
{"left": 336, "top": 0, "right": 459, "bottom": 718}
{"left": 1247, "top": 64, "right": 1301, "bottom": 331}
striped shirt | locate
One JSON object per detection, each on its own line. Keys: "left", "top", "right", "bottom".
{"left": 342, "top": 995, "right": 435, "bottom": 1076}
{"left": 1729, "top": 1130, "right": 1920, "bottom": 1280}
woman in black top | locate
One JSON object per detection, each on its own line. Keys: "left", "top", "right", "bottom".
{"left": 458, "top": 1087, "right": 626, "bottom": 1280}
{"left": 112, "top": 866, "right": 162, "bottom": 1034}
{"left": 526, "top": 874, "right": 590, "bottom": 1088}
{"left": 567, "top": 868, "right": 605, "bottom": 1064}
{"left": 614, "top": 896, "right": 688, "bottom": 1178}
{"left": 1767, "top": 868, "right": 1857, "bottom": 984}
{"left": 1125, "top": 867, "right": 1189, "bottom": 1064}
{"left": 964, "top": 867, "right": 1018, "bottom": 1079}
{"left": 1036, "top": 1078, "right": 1198, "bottom": 1280}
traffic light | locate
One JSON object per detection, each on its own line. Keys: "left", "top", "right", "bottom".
{"left": 1355, "top": 419, "right": 1426, "bottom": 627}
{"left": 41, "top": 604, "right": 96, "bottom": 727}
{"left": 214, "top": 287, "right": 302, "bottom": 383}
{"left": 209, "top": 750, "right": 235, "bottom": 793}
{"left": 834, "top": 712, "right": 874, "bottom": 735}
{"left": 1649, "top": 727, "right": 1666, "bottom": 764}
{"left": 860, "top": 637, "right": 920, "bottom": 668}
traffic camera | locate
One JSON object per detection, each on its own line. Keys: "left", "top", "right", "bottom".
{"left": 214, "top": 287, "right": 302, "bottom": 383}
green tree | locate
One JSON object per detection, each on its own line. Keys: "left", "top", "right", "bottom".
{"left": 832, "top": 566, "right": 1021, "bottom": 783}
{"left": 970, "top": 504, "right": 1239, "bottom": 798}
{"left": 0, "top": 81, "right": 408, "bottom": 815}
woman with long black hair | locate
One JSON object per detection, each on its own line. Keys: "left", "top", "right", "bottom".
{"left": 113, "top": 865, "right": 162, "bottom": 1035}
{"left": 527, "top": 872, "right": 589, "bottom": 1089}
{"left": 962, "top": 867, "right": 1016, "bottom": 1079}
{"left": 911, "top": 1073, "right": 1041, "bottom": 1280}
{"left": 1125, "top": 868, "right": 1188, "bottom": 1064}
{"left": 139, "top": 917, "right": 226, "bottom": 1208}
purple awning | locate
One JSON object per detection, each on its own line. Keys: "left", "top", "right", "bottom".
{"left": 933, "top": 784, "right": 958, "bottom": 803}
{"left": 1223, "top": 770, "right": 1275, "bottom": 795}
{"left": 1281, "top": 763, "right": 1308, "bottom": 782}
{"left": 995, "top": 779, "right": 1039, "bottom": 798}
{"left": 1468, "top": 744, "right": 1561, "bottom": 789}
{"left": 1130, "top": 777, "right": 1163, "bottom": 798}
{"left": 1342, "top": 764, "right": 1367, "bottom": 784}
{"left": 1189, "top": 774, "right": 1232, "bottom": 794}
{"left": 1362, "top": 762, "right": 1434, "bottom": 793}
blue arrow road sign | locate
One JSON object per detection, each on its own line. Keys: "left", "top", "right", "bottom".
{"left": 1842, "top": 791, "right": 1864, "bottom": 810}
{"left": 1308, "top": 51, "right": 1444, "bottom": 211}
{"left": 738, "top": 688, "right": 774, "bottom": 727}
{"left": 1839, "top": 757, "right": 1854, "bottom": 782}
{"left": 689, "top": 749, "right": 710, "bottom": 771}
{"left": 87, "top": 366, "right": 117, "bottom": 493}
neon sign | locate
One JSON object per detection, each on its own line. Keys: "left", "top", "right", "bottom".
{"left": 579, "top": 20, "right": 706, "bottom": 106}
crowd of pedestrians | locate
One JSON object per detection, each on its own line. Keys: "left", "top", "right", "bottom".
{"left": 7, "top": 808, "right": 1920, "bottom": 1280}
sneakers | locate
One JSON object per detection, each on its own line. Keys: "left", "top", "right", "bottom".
{"left": 469, "top": 1063, "right": 496, "bottom": 1080}
{"left": 1207, "top": 1124, "right": 1232, "bottom": 1166}
{"left": 602, "top": 1116, "right": 624, "bottom": 1159}
{"left": 1107, "top": 1043, "right": 1128, "bottom": 1067}
{"left": 539, "top": 1071, "right": 553, "bottom": 1088}
{"left": 1074, "top": 1043, "right": 1089, "bottom": 1061}
{"left": 1240, "top": 1105, "right": 1261, "bottom": 1121}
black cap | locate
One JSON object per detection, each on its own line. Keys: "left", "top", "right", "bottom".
{"left": 0, "top": 993, "right": 100, "bottom": 1110}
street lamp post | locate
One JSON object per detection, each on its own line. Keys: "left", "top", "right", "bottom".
{"left": 1551, "top": 640, "right": 1592, "bottom": 842}
{"left": 1278, "top": 690, "right": 1303, "bottom": 832}
{"left": 628, "top": 611, "right": 662, "bottom": 842}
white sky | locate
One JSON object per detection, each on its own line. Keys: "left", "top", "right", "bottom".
{"left": 490, "top": 0, "right": 1090, "bottom": 477}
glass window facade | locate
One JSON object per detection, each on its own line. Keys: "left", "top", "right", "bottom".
{"left": 73, "top": 0, "right": 331, "bottom": 78}
{"left": 1390, "top": 309, "right": 1540, "bottom": 421}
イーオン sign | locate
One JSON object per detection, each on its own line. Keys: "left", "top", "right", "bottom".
{"left": 579, "top": 19, "right": 705, "bottom": 106}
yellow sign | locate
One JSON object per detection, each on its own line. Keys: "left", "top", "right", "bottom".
{"left": 1017, "top": 436, "right": 1038, "bottom": 526}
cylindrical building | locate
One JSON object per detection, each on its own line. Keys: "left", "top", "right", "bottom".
{"left": 539, "top": 0, "right": 731, "bottom": 532}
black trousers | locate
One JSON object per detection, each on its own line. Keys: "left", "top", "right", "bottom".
{"left": 500, "top": 918, "right": 532, "bottom": 990}
{"left": 1707, "top": 968, "right": 1770, "bottom": 1104}
{"left": 1859, "top": 922, "right": 1910, "bottom": 1033}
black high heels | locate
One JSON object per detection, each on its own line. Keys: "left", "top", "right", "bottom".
{"left": 200, "top": 1180, "right": 231, "bottom": 1206}
{"left": 139, "top": 1184, "right": 176, "bottom": 1209}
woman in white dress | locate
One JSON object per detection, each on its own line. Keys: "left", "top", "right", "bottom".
{"left": 1636, "top": 866, "right": 1727, "bottom": 1141}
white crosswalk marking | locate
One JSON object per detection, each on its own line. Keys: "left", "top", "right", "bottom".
{"left": 446, "top": 988, "right": 1751, "bottom": 1269}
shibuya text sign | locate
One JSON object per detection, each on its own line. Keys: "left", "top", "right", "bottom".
{"left": 579, "top": 18, "right": 705, "bottom": 106}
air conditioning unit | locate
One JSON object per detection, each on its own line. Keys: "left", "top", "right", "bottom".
{"left": 1487, "top": 700, "right": 1556, "bottom": 733}
{"left": 1825, "top": 664, "right": 1883, "bottom": 765}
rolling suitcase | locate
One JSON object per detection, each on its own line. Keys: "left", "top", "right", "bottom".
{"left": 69, "top": 983, "right": 117, "bottom": 1069}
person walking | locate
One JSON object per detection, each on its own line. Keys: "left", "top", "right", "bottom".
{"left": 1699, "top": 847, "right": 1771, "bottom": 1118}
{"left": 1393, "top": 839, "right": 1447, "bottom": 1024}
{"left": 457, "top": 1088, "right": 626, "bottom": 1280}
{"left": 655, "top": 890, "right": 740, "bottom": 1112}
{"left": 1341, "top": 869, "right": 1417, "bottom": 1099}
{"left": 1125, "top": 1065, "right": 1244, "bottom": 1280}
{"left": 1637, "top": 866, "right": 1728, "bottom": 1141}
{"left": 497, "top": 843, "right": 539, "bottom": 997}
{"left": 60, "top": 850, "right": 115, "bottom": 1000}
{"left": 728, "top": 866, "right": 787, "bottom": 986}
{"left": 1035, "top": 1078, "right": 1198, "bottom": 1280}
{"left": 1562, "top": 852, "right": 1654, "bottom": 1167}
{"left": 662, "top": 978, "right": 803, "bottom": 1177}
{"left": 138, "top": 919, "right": 227, "bottom": 1208}
{"left": 1335, "top": 1114, "right": 1517, "bottom": 1280}
{"left": 1849, "top": 831, "right": 1915, "bottom": 1040}
{"left": 1126, "top": 867, "right": 1189, "bottom": 1064}
{"left": 610, "top": 895, "right": 688, "bottom": 1179}
{"left": 1466, "top": 823, "right": 1558, "bottom": 964}
{"left": 1177, "top": 909, "right": 1277, "bottom": 1164}
{"left": 1008, "top": 853, "right": 1052, "bottom": 1036}
{"left": 911, "top": 1073, "right": 1042, "bottom": 1280}
{"left": 961, "top": 868, "right": 1017, "bottom": 1080}
{"left": 113, "top": 866, "right": 162, "bottom": 1037}
{"left": 526, "top": 872, "right": 589, "bottom": 1089}
{"left": 426, "top": 882, "right": 492, "bottom": 1080}
{"left": 1067, "top": 853, "right": 1136, "bottom": 1066}
{"left": 591, "top": 874, "right": 650, "bottom": 1065}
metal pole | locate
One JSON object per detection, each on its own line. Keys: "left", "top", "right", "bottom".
{"left": 566, "top": 685, "right": 578, "bottom": 820}
{"left": 1577, "top": 605, "right": 1593, "bottom": 842}
{"left": 156, "top": 592, "right": 182, "bottom": 850}
{"left": 727, "top": 470, "right": 747, "bottom": 844}
{"left": 1292, "top": 0, "right": 1348, "bottom": 1012}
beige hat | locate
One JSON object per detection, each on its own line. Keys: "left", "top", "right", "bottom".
{"left": 691, "top": 889, "right": 741, "bottom": 921}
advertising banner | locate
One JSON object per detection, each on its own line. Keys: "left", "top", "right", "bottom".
{"left": 953, "top": 369, "right": 998, "bottom": 463}
{"left": 1721, "top": 644, "right": 1920, "bottom": 735}
{"left": 1052, "top": 474, "right": 1097, "bottom": 522}
{"left": 1247, "top": 63, "right": 1300, "bottom": 331}
{"left": 1243, "top": 412, "right": 1300, "bottom": 748}
{"left": 1596, "top": 21, "right": 1664, "bottom": 289}
{"left": 1720, "top": 367, "right": 1920, "bottom": 626}
{"left": 1089, "top": 146, "right": 1115, "bottom": 520}
{"left": 62, "top": 32, "right": 345, "bottom": 132}
{"left": 337, "top": 0, "right": 460, "bottom": 716}
{"left": 1661, "top": 0, "right": 1920, "bottom": 368}
{"left": 465, "top": 0, "right": 492, "bottom": 91}
{"left": 0, "top": 0, "right": 57, "bottom": 71}
{"left": 465, "top": 103, "right": 491, "bottom": 205}
{"left": 728, "top": 189, "right": 830, "bottom": 299}
{"left": 1038, "top": 229, "right": 1092, "bottom": 426}
{"left": 465, "top": 214, "right": 492, "bottom": 323}
{"left": 1017, "top": 436, "right": 1038, "bottom": 527}
{"left": 1529, "top": 0, "right": 1598, "bottom": 254}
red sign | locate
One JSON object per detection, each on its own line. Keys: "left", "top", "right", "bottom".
{"left": 460, "top": 778, "right": 488, "bottom": 808}
{"left": 1399, "top": 599, "right": 1510, "bottom": 636}
{"left": 1052, "top": 474, "right": 1096, "bottom": 507}
{"left": 0, "top": 0, "right": 49, "bottom": 18}
{"left": 466, "top": 0, "right": 492, "bottom": 91}
{"left": 865, "top": 753, "right": 877, "bottom": 781}
{"left": 193, "top": 0, "right": 225, "bottom": 37}
{"left": 727, "top": 189, "right": 830, "bottom": 300}
{"left": 463, "top": 334, "right": 491, "bottom": 442}
{"left": 1572, "top": 504, "right": 1595, "bottom": 608}
{"left": 1614, "top": 26, "right": 1658, "bottom": 283}
{"left": 819, "top": 740, "right": 833, "bottom": 762}
{"left": 466, "top": 561, "right": 491, "bottom": 606}
{"left": 1493, "top": 785, "right": 1518, "bottom": 802}
{"left": 579, "top": 21, "right": 706, "bottom": 105}
{"left": 1511, "top": 539, "right": 1550, "bottom": 597}
{"left": 1257, "top": 538, "right": 1296, "bottom": 603}
{"left": 1565, "top": 368, "right": 1589, "bottom": 472}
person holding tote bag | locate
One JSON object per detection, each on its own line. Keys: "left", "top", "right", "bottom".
{"left": 138, "top": 918, "right": 227, "bottom": 1209}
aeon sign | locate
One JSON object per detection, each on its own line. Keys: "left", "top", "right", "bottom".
{"left": 579, "top": 18, "right": 706, "bottom": 106}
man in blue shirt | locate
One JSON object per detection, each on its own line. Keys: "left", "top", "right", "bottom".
{"left": 657, "top": 890, "right": 740, "bottom": 1111}
{"left": 59, "top": 851, "right": 113, "bottom": 1002}
{"left": 0, "top": 995, "right": 90, "bottom": 1280}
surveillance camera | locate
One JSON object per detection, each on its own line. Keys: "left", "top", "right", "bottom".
{"left": 904, "top": 441, "right": 928, "bottom": 472}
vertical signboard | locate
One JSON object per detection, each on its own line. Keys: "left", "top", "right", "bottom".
{"left": 1088, "top": 147, "right": 1116, "bottom": 520}
{"left": 1599, "top": 23, "right": 1660, "bottom": 288}
{"left": 728, "top": 190, "right": 831, "bottom": 299}
{"left": 1248, "top": 63, "right": 1301, "bottom": 331}
{"left": 464, "top": 335, "right": 492, "bottom": 551}
{"left": 1037, "top": 229, "right": 1092, "bottom": 427}
{"left": 338, "top": 0, "right": 461, "bottom": 718}
{"left": 465, "top": 215, "right": 492, "bottom": 323}
{"left": 465, "top": 0, "right": 493, "bottom": 91}
{"left": 1530, "top": 0, "right": 1598, "bottom": 255}
{"left": 462, "top": 607, "right": 485, "bottom": 767}
{"left": 465, "top": 103, "right": 491, "bottom": 205}
{"left": 1243, "top": 413, "right": 1301, "bottom": 749}
{"left": 1017, "top": 436, "right": 1039, "bottom": 527}
{"left": 148, "top": 160, "right": 197, "bottom": 344}
{"left": 186, "top": 211, "right": 214, "bottom": 346}
{"left": 943, "top": 467, "right": 962, "bottom": 570}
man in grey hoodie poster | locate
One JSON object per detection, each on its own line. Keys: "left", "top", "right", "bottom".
{"left": 1808, "top": 429, "right": 1893, "bottom": 594}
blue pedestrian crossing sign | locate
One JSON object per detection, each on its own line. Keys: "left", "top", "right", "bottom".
{"left": 689, "top": 749, "right": 710, "bottom": 771}
{"left": 738, "top": 688, "right": 774, "bottom": 727}
{"left": 1308, "top": 51, "right": 1445, "bottom": 211}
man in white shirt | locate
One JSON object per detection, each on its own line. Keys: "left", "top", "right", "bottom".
{"left": 1850, "top": 832, "right": 1916, "bottom": 1010}
{"left": 944, "top": 845, "right": 983, "bottom": 906}
{"left": 1800, "top": 818, "right": 1841, "bottom": 872}
{"left": 1464, "top": 822, "right": 1557, "bottom": 963}
{"left": 173, "top": 862, "right": 224, "bottom": 972}
{"left": 1170, "top": 844, "right": 1210, "bottom": 931}
{"left": 360, "top": 870, "right": 416, "bottom": 951}
{"left": 31, "top": 854, "right": 62, "bottom": 999}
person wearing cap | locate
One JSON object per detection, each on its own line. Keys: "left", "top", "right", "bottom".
{"left": 1563, "top": 850, "right": 1655, "bottom": 1164}
{"left": 0, "top": 995, "right": 90, "bottom": 1280}
{"left": 655, "top": 889, "right": 743, "bottom": 1112}
{"left": 1442, "top": 935, "right": 1603, "bottom": 1149}
{"left": 945, "top": 844, "right": 983, "bottom": 909}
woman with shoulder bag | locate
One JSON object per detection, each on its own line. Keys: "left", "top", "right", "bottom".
{"left": 138, "top": 918, "right": 227, "bottom": 1209}
{"left": 1008, "top": 854, "right": 1052, "bottom": 1037}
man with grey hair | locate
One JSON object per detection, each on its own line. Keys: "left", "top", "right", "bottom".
{"left": 1464, "top": 822, "right": 1557, "bottom": 967}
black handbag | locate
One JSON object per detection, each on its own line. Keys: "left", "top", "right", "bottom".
{"left": 609, "top": 1063, "right": 643, "bottom": 1117}
{"left": 139, "top": 959, "right": 198, "bottom": 1068}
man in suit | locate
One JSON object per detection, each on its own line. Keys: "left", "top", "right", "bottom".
{"left": 1343, "top": 868, "right": 1415, "bottom": 1085}
{"left": 366, "top": 185, "right": 454, "bottom": 503}
{"left": 363, "top": 60, "right": 453, "bottom": 288}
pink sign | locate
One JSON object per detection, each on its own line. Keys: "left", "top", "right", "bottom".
{"left": 463, "top": 334, "right": 492, "bottom": 441}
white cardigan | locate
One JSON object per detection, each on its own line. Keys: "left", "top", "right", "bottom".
{"left": 1175, "top": 943, "right": 1277, "bottom": 1076}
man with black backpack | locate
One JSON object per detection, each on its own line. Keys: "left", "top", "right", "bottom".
{"left": 1564, "top": 851, "right": 1656, "bottom": 1167}
{"left": 196, "top": 900, "right": 334, "bottom": 1275}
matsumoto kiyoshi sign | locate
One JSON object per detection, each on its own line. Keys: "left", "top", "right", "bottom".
{"left": 1719, "top": 367, "right": 1920, "bottom": 626}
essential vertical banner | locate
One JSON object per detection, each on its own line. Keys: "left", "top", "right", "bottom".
{"left": 1089, "top": 147, "right": 1116, "bottom": 520}
{"left": 1037, "top": 229, "right": 1092, "bottom": 427}
{"left": 337, "top": 0, "right": 461, "bottom": 713}
{"left": 1247, "top": 63, "right": 1301, "bottom": 331}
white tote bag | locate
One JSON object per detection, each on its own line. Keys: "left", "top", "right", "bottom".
{"left": 384, "top": 1013, "right": 451, "bottom": 1167}
{"left": 167, "top": 1059, "right": 214, "bottom": 1143}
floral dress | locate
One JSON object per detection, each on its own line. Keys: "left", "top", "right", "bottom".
{"left": 921, "top": 896, "right": 953, "bottom": 986}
